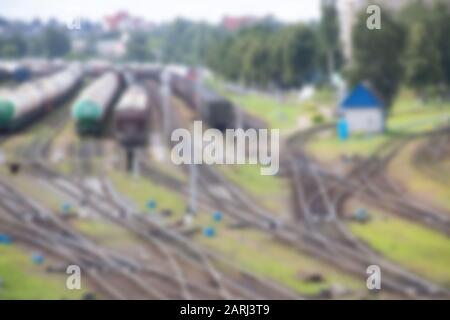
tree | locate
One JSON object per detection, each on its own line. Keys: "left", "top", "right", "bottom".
{"left": 127, "top": 32, "right": 153, "bottom": 61}
{"left": 0, "top": 33, "right": 27, "bottom": 58}
{"left": 404, "top": 22, "right": 442, "bottom": 97}
{"left": 347, "top": 9, "right": 406, "bottom": 109}
{"left": 429, "top": 1, "right": 450, "bottom": 92}
{"left": 206, "top": 22, "right": 317, "bottom": 89}
{"left": 400, "top": 0, "right": 450, "bottom": 96}
{"left": 42, "top": 27, "right": 71, "bottom": 58}
{"left": 318, "top": 0, "right": 341, "bottom": 81}
{"left": 241, "top": 36, "right": 272, "bottom": 86}
{"left": 278, "top": 24, "right": 317, "bottom": 87}
{"left": 159, "top": 19, "right": 223, "bottom": 65}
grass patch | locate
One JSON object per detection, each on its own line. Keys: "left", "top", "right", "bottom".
{"left": 388, "top": 141, "right": 450, "bottom": 212}
{"left": 218, "top": 164, "right": 290, "bottom": 214}
{"left": 1, "top": 172, "right": 67, "bottom": 214}
{"left": 228, "top": 93, "right": 314, "bottom": 129}
{"left": 195, "top": 227, "right": 365, "bottom": 297}
{"left": 109, "top": 170, "right": 186, "bottom": 219}
{"left": 349, "top": 209, "right": 450, "bottom": 287}
{"left": 73, "top": 219, "right": 139, "bottom": 249}
{"left": 307, "top": 130, "right": 388, "bottom": 161}
{"left": 0, "top": 245, "right": 88, "bottom": 299}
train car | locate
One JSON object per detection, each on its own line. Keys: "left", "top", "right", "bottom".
{"left": 198, "top": 88, "right": 236, "bottom": 131}
{"left": 0, "top": 65, "right": 83, "bottom": 132}
{"left": 72, "top": 72, "right": 122, "bottom": 135}
{"left": 124, "top": 63, "right": 162, "bottom": 82}
{"left": 84, "top": 60, "right": 113, "bottom": 77}
{"left": 22, "top": 58, "right": 66, "bottom": 77}
{"left": 170, "top": 73, "right": 196, "bottom": 109}
{"left": 114, "top": 84, "right": 150, "bottom": 147}
{"left": 168, "top": 71, "right": 236, "bottom": 131}
{"left": 0, "top": 61, "right": 31, "bottom": 83}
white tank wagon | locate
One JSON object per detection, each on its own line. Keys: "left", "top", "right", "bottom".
{"left": 114, "top": 84, "right": 150, "bottom": 146}
{"left": 0, "top": 65, "right": 83, "bottom": 132}
{"left": 72, "top": 72, "right": 122, "bottom": 135}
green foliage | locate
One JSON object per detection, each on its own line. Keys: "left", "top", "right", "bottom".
{"left": 347, "top": 9, "right": 406, "bottom": 108}
{"left": 399, "top": 0, "right": 450, "bottom": 98}
{"left": 0, "top": 33, "right": 27, "bottom": 58}
{"left": 127, "top": 32, "right": 154, "bottom": 61}
{"left": 432, "top": 2, "right": 450, "bottom": 89}
{"left": 404, "top": 22, "right": 442, "bottom": 95}
{"left": 0, "top": 246, "right": 89, "bottom": 299}
{"left": 350, "top": 210, "right": 450, "bottom": 287}
{"left": 158, "top": 19, "right": 225, "bottom": 65}
{"left": 41, "top": 27, "right": 71, "bottom": 58}
{"left": 207, "top": 23, "right": 318, "bottom": 88}
{"left": 0, "top": 27, "right": 70, "bottom": 58}
{"left": 318, "top": 0, "right": 342, "bottom": 80}
{"left": 312, "top": 113, "right": 324, "bottom": 124}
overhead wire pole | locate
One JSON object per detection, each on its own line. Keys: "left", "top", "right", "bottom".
{"left": 188, "top": 30, "right": 203, "bottom": 218}
{"left": 161, "top": 69, "right": 171, "bottom": 143}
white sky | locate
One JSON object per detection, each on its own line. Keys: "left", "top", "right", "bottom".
{"left": 0, "top": 0, "right": 321, "bottom": 24}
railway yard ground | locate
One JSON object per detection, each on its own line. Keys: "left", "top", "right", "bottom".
{"left": 1, "top": 67, "right": 450, "bottom": 301}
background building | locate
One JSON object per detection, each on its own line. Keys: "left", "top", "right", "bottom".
{"left": 339, "top": 83, "right": 385, "bottom": 134}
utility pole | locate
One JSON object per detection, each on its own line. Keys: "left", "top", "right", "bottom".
{"left": 188, "top": 29, "right": 204, "bottom": 216}
{"left": 189, "top": 70, "right": 202, "bottom": 216}
{"left": 161, "top": 70, "right": 172, "bottom": 142}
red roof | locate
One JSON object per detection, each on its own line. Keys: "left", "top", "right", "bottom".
{"left": 221, "top": 16, "right": 257, "bottom": 31}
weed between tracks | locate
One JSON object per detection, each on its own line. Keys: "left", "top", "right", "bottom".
{"left": 218, "top": 164, "right": 289, "bottom": 214}
{"left": 108, "top": 167, "right": 366, "bottom": 298}
{"left": 109, "top": 171, "right": 186, "bottom": 222}
{"left": 74, "top": 219, "right": 140, "bottom": 249}
{"left": 348, "top": 202, "right": 450, "bottom": 288}
{"left": 195, "top": 227, "right": 365, "bottom": 297}
{"left": 389, "top": 141, "right": 450, "bottom": 212}
{"left": 0, "top": 244, "right": 89, "bottom": 299}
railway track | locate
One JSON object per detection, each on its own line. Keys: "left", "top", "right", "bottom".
{"left": 314, "top": 130, "right": 450, "bottom": 236}
{"left": 11, "top": 96, "right": 73, "bottom": 164}
{"left": 12, "top": 108, "right": 298, "bottom": 299}
{"left": 286, "top": 123, "right": 450, "bottom": 235}
{"left": 26, "top": 161, "right": 299, "bottom": 299}
{"left": 1, "top": 88, "right": 299, "bottom": 299}
{"left": 280, "top": 125, "right": 450, "bottom": 297}
{"left": 191, "top": 155, "right": 450, "bottom": 298}
{"left": 8, "top": 76, "right": 443, "bottom": 299}
{"left": 285, "top": 149, "right": 450, "bottom": 298}
{"left": 140, "top": 81, "right": 450, "bottom": 298}
{"left": 412, "top": 129, "right": 450, "bottom": 187}
{"left": 0, "top": 177, "right": 192, "bottom": 299}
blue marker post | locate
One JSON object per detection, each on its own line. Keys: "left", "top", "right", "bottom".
{"left": 354, "top": 207, "right": 369, "bottom": 222}
{"left": 337, "top": 118, "right": 349, "bottom": 141}
{"left": 212, "top": 211, "right": 222, "bottom": 222}
{"left": 147, "top": 199, "right": 157, "bottom": 214}
{"left": 0, "top": 234, "right": 12, "bottom": 245}
{"left": 203, "top": 226, "right": 216, "bottom": 238}
{"left": 62, "top": 203, "right": 72, "bottom": 216}
{"left": 32, "top": 252, "right": 44, "bottom": 265}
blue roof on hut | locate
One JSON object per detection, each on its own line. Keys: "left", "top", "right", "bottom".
{"left": 340, "top": 83, "right": 384, "bottom": 110}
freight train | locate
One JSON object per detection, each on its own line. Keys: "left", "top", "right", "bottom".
{"left": 0, "top": 64, "right": 83, "bottom": 132}
{"left": 0, "top": 59, "right": 66, "bottom": 83}
{"left": 113, "top": 84, "right": 150, "bottom": 147}
{"left": 169, "top": 71, "right": 236, "bottom": 131}
{"left": 124, "top": 63, "right": 162, "bottom": 82}
{"left": 72, "top": 71, "right": 122, "bottom": 135}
